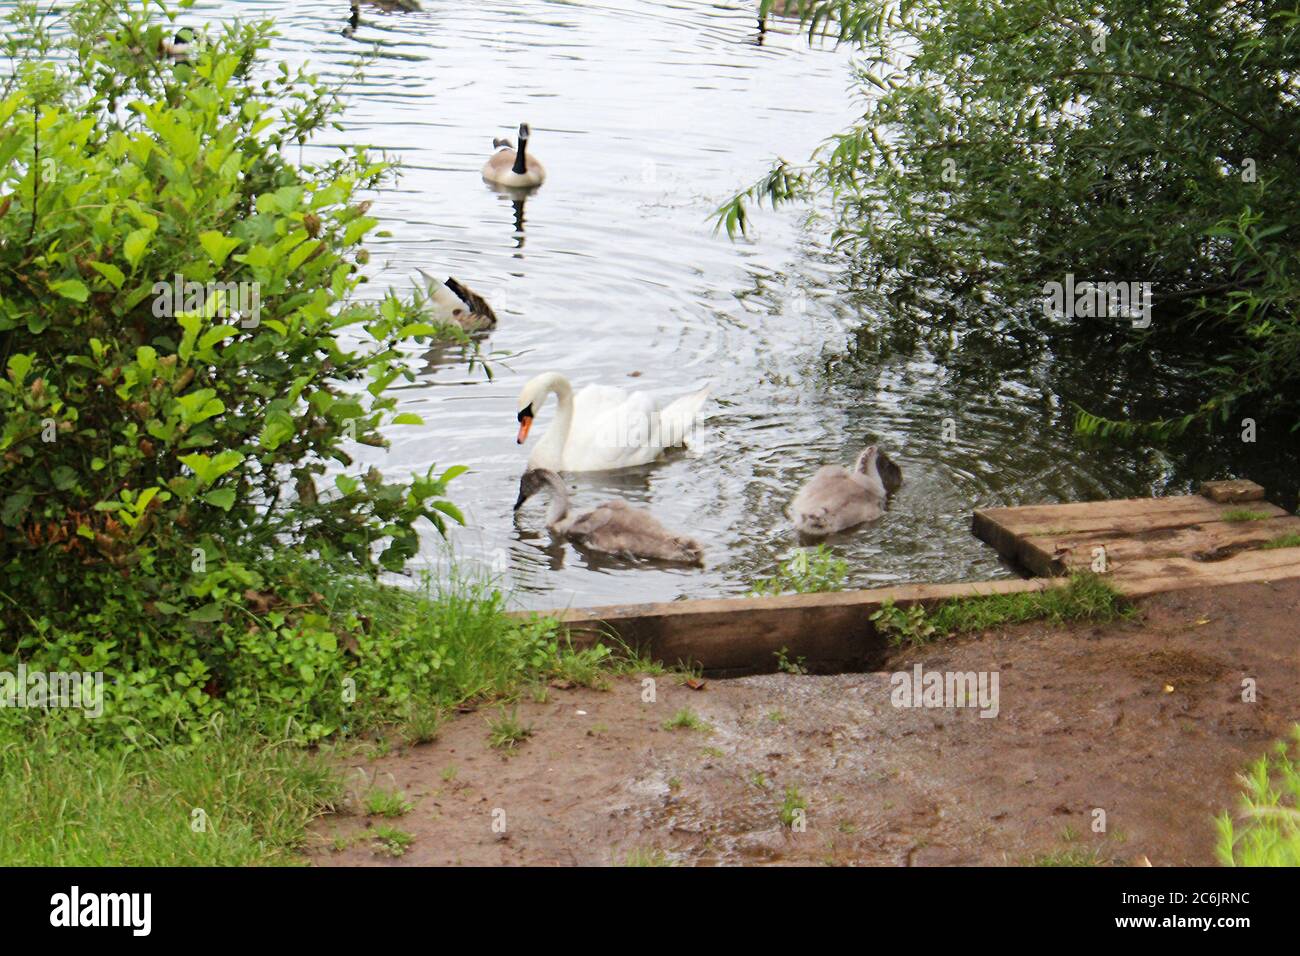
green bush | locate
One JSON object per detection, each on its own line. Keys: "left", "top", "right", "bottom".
{"left": 1, "top": 2, "right": 461, "bottom": 600}
{"left": 0, "top": 0, "right": 493, "bottom": 739}
{"left": 736, "top": 0, "right": 1300, "bottom": 438}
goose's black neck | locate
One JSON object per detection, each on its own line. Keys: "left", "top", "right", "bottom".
{"left": 512, "top": 136, "right": 528, "bottom": 175}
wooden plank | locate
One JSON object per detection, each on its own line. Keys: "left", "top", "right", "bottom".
{"left": 512, "top": 545, "right": 1300, "bottom": 677}
{"left": 974, "top": 495, "right": 1289, "bottom": 573}
{"left": 1025, "top": 515, "right": 1300, "bottom": 574}
{"left": 971, "top": 509, "right": 1044, "bottom": 573}
{"left": 1108, "top": 545, "right": 1300, "bottom": 596}
{"left": 991, "top": 497, "right": 1287, "bottom": 536}
{"left": 516, "top": 577, "right": 1056, "bottom": 677}
{"left": 1201, "top": 479, "right": 1266, "bottom": 503}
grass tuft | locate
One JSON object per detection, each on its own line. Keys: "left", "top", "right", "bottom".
{"left": 486, "top": 707, "right": 534, "bottom": 750}
{"left": 662, "top": 708, "right": 711, "bottom": 733}
{"left": 877, "top": 573, "right": 1132, "bottom": 648}
{"left": 1216, "top": 726, "right": 1300, "bottom": 866}
{"left": 1222, "top": 509, "right": 1271, "bottom": 522}
{"left": 778, "top": 784, "right": 808, "bottom": 828}
{"left": 364, "top": 787, "right": 413, "bottom": 818}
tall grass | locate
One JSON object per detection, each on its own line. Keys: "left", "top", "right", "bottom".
{"left": 1216, "top": 727, "right": 1300, "bottom": 867}
{"left": 0, "top": 717, "right": 342, "bottom": 865}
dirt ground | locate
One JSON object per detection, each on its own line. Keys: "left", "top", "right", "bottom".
{"left": 308, "top": 579, "right": 1300, "bottom": 866}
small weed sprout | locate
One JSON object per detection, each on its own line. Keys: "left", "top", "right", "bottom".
{"left": 751, "top": 545, "right": 847, "bottom": 596}
{"left": 662, "top": 708, "right": 711, "bottom": 733}
{"left": 487, "top": 707, "right": 534, "bottom": 750}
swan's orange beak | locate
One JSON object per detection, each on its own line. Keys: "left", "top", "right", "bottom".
{"left": 516, "top": 415, "right": 533, "bottom": 444}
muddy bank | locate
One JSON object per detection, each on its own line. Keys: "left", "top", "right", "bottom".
{"left": 309, "top": 579, "right": 1300, "bottom": 866}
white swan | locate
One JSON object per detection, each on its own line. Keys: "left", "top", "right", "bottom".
{"left": 515, "top": 372, "right": 710, "bottom": 472}
{"left": 789, "top": 445, "right": 903, "bottom": 536}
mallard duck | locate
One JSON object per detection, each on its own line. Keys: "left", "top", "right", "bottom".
{"left": 514, "top": 372, "right": 710, "bottom": 472}
{"left": 415, "top": 269, "right": 497, "bottom": 333}
{"left": 482, "top": 123, "right": 546, "bottom": 190}
{"left": 789, "top": 445, "right": 903, "bottom": 536}
{"left": 514, "top": 468, "right": 704, "bottom": 565}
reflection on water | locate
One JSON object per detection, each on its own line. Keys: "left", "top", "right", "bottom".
{"left": 38, "top": 0, "right": 1284, "bottom": 608}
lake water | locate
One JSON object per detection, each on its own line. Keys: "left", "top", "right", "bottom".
{"left": 46, "top": 0, "right": 1284, "bottom": 609}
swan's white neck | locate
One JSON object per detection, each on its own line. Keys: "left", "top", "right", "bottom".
{"left": 532, "top": 373, "right": 575, "bottom": 466}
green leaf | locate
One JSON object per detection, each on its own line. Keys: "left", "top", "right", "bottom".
{"left": 431, "top": 500, "right": 465, "bottom": 525}
{"left": 258, "top": 410, "right": 295, "bottom": 450}
{"left": 49, "top": 279, "right": 90, "bottom": 303}
{"left": 6, "top": 353, "right": 34, "bottom": 385}
{"left": 51, "top": 466, "right": 78, "bottom": 491}
{"left": 123, "top": 228, "right": 153, "bottom": 269}
{"left": 89, "top": 262, "right": 127, "bottom": 290}
{"left": 202, "top": 488, "right": 237, "bottom": 511}
{"left": 1, "top": 492, "right": 33, "bottom": 526}
{"left": 199, "top": 231, "right": 242, "bottom": 267}
{"left": 188, "top": 603, "right": 225, "bottom": 623}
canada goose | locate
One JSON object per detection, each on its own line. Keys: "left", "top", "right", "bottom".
{"left": 342, "top": 0, "right": 361, "bottom": 37}
{"left": 483, "top": 123, "right": 546, "bottom": 190}
{"left": 415, "top": 269, "right": 497, "bottom": 333}
{"left": 789, "top": 445, "right": 903, "bottom": 536}
{"left": 514, "top": 469, "right": 705, "bottom": 566}
{"left": 515, "top": 372, "right": 710, "bottom": 472}
{"left": 160, "top": 27, "right": 196, "bottom": 59}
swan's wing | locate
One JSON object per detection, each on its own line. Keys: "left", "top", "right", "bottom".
{"left": 656, "top": 384, "right": 711, "bottom": 448}
{"left": 563, "top": 503, "right": 622, "bottom": 539}
{"left": 790, "top": 467, "right": 872, "bottom": 530}
{"left": 573, "top": 383, "right": 631, "bottom": 412}
{"left": 561, "top": 385, "right": 663, "bottom": 470}
{"left": 575, "top": 504, "right": 703, "bottom": 563}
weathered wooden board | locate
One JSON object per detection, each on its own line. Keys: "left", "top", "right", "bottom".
{"left": 514, "top": 543, "right": 1300, "bottom": 676}
{"left": 973, "top": 491, "right": 1291, "bottom": 577}
{"left": 518, "top": 577, "right": 1057, "bottom": 676}
{"left": 1201, "top": 479, "right": 1267, "bottom": 503}
{"left": 1025, "top": 515, "right": 1300, "bottom": 574}
{"left": 1108, "top": 545, "right": 1300, "bottom": 595}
